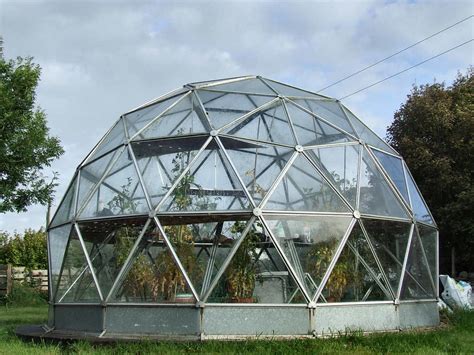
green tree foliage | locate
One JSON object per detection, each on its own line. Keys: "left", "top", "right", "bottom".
{"left": 0, "top": 44, "right": 64, "bottom": 213}
{"left": 0, "top": 229, "right": 48, "bottom": 269}
{"left": 386, "top": 67, "right": 473, "bottom": 273}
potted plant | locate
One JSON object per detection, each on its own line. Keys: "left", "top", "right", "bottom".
{"left": 225, "top": 221, "right": 259, "bottom": 303}
{"left": 306, "top": 237, "right": 352, "bottom": 302}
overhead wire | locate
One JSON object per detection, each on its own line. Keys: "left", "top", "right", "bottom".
{"left": 317, "top": 15, "right": 473, "bottom": 93}
{"left": 338, "top": 38, "right": 473, "bottom": 100}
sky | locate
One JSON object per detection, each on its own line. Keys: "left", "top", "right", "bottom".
{"left": 0, "top": 0, "right": 472, "bottom": 233}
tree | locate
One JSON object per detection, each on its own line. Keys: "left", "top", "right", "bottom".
{"left": 0, "top": 41, "right": 64, "bottom": 213}
{"left": 386, "top": 67, "right": 473, "bottom": 275}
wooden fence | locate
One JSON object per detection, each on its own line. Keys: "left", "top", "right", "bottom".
{"left": 0, "top": 265, "right": 48, "bottom": 296}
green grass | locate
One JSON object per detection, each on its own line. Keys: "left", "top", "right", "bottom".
{"left": 0, "top": 306, "right": 473, "bottom": 354}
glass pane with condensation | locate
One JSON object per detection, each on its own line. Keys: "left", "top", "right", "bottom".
{"left": 359, "top": 148, "right": 409, "bottom": 218}
{"left": 79, "top": 218, "right": 149, "bottom": 298}
{"left": 87, "top": 119, "right": 126, "bottom": 163}
{"left": 48, "top": 224, "right": 72, "bottom": 299}
{"left": 291, "top": 99, "right": 355, "bottom": 135}
{"left": 265, "top": 214, "right": 353, "bottom": 299}
{"left": 417, "top": 224, "right": 438, "bottom": 293}
{"left": 112, "top": 222, "right": 195, "bottom": 303}
{"left": 125, "top": 93, "right": 186, "bottom": 138}
{"left": 224, "top": 139, "right": 293, "bottom": 206}
{"left": 372, "top": 149, "right": 409, "bottom": 204}
{"left": 198, "top": 90, "right": 274, "bottom": 129}
{"left": 77, "top": 147, "right": 122, "bottom": 214}
{"left": 204, "top": 77, "right": 277, "bottom": 96}
{"left": 50, "top": 176, "right": 77, "bottom": 228}
{"left": 343, "top": 107, "right": 397, "bottom": 155}
{"left": 160, "top": 144, "right": 250, "bottom": 212}
{"left": 138, "top": 93, "right": 209, "bottom": 140}
{"left": 56, "top": 228, "right": 100, "bottom": 303}
{"left": 80, "top": 148, "right": 149, "bottom": 218}
{"left": 405, "top": 164, "right": 434, "bottom": 225}
{"left": 400, "top": 230, "right": 436, "bottom": 300}
{"left": 362, "top": 218, "right": 411, "bottom": 295}
{"left": 286, "top": 102, "right": 353, "bottom": 146}
{"left": 224, "top": 101, "right": 296, "bottom": 146}
{"left": 264, "top": 154, "right": 350, "bottom": 212}
{"left": 318, "top": 222, "right": 391, "bottom": 303}
{"left": 262, "top": 78, "right": 323, "bottom": 98}
{"left": 306, "top": 144, "right": 359, "bottom": 208}
{"left": 207, "top": 218, "right": 306, "bottom": 304}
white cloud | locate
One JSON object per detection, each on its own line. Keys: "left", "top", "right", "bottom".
{"left": 0, "top": 0, "right": 472, "bottom": 232}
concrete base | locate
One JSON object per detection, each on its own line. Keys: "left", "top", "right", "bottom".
{"left": 17, "top": 301, "right": 439, "bottom": 340}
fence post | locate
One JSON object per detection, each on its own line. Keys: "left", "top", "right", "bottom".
{"left": 0, "top": 264, "right": 12, "bottom": 297}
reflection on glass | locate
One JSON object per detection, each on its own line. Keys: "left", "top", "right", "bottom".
{"left": 265, "top": 215, "right": 352, "bottom": 299}
{"left": 208, "top": 219, "right": 304, "bottom": 304}
{"left": 362, "top": 218, "right": 411, "bottom": 295}
{"left": 319, "top": 223, "right": 391, "bottom": 302}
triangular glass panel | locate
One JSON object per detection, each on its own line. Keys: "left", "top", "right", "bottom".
{"left": 86, "top": 119, "right": 126, "bottom": 163}
{"left": 159, "top": 215, "right": 252, "bottom": 298}
{"left": 132, "top": 136, "right": 209, "bottom": 209}
{"left": 197, "top": 90, "right": 274, "bottom": 129}
{"left": 417, "top": 224, "right": 437, "bottom": 292}
{"left": 160, "top": 140, "right": 250, "bottom": 212}
{"left": 55, "top": 227, "right": 101, "bottom": 303}
{"left": 342, "top": 106, "right": 398, "bottom": 155}
{"left": 264, "top": 154, "right": 351, "bottom": 212}
{"left": 50, "top": 176, "right": 78, "bottom": 228}
{"left": 48, "top": 224, "right": 72, "bottom": 300}
{"left": 77, "top": 147, "right": 123, "bottom": 214}
{"left": 400, "top": 229, "right": 436, "bottom": 300}
{"left": 404, "top": 164, "right": 435, "bottom": 225}
{"left": 362, "top": 218, "right": 412, "bottom": 295}
{"left": 207, "top": 218, "right": 306, "bottom": 304}
{"left": 78, "top": 218, "right": 149, "bottom": 298}
{"left": 124, "top": 93, "right": 186, "bottom": 138}
{"left": 371, "top": 149, "right": 409, "bottom": 204}
{"left": 359, "top": 148, "right": 409, "bottom": 218}
{"left": 262, "top": 78, "right": 324, "bottom": 99}
{"left": 223, "top": 138, "right": 294, "bottom": 206}
{"left": 80, "top": 148, "right": 149, "bottom": 218}
{"left": 203, "top": 77, "right": 277, "bottom": 96}
{"left": 112, "top": 221, "right": 195, "bottom": 303}
{"left": 306, "top": 144, "right": 359, "bottom": 208}
{"left": 264, "top": 214, "right": 353, "bottom": 299}
{"left": 223, "top": 101, "right": 296, "bottom": 146}
{"left": 137, "top": 92, "right": 209, "bottom": 140}
{"left": 286, "top": 102, "right": 353, "bottom": 146}
{"left": 290, "top": 99, "right": 356, "bottom": 136}
{"left": 318, "top": 222, "right": 391, "bottom": 303}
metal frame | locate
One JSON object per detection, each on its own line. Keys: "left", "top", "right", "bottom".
{"left": 396, "top": 223, "right": 415, "bottom": 301}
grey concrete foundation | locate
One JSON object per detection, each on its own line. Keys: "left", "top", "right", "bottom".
{"left": 39, "top": 300, "right": 439, "bottom": 339}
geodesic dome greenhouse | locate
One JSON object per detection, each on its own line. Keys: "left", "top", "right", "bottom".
{"left": 45, "top": 76, "right": 439, "bottom": 338}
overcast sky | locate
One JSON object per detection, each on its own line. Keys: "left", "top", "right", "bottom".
{"left": 0, "top": 0, "right": 472, "bottom": 233}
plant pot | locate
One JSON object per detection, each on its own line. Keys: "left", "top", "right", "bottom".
{"left": 174, "top": 293, "right": 194, "bottom": 303}
{"left": 230, "top": 296, "right": 254, "bottom": 303}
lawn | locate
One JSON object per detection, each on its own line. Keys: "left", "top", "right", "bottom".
{"left": 0, "top": 305, "right": 473, "bottom": 354}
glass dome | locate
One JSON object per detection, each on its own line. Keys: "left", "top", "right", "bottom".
{"left": 45, "top": 76, "right": 439, "bottom": 337}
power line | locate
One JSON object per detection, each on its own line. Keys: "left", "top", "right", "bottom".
{"left": 338, "top": 38, "right": 473, "bottom": 100}
{"left": 317, "top": 15, "right": 473, "bottom": 93}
